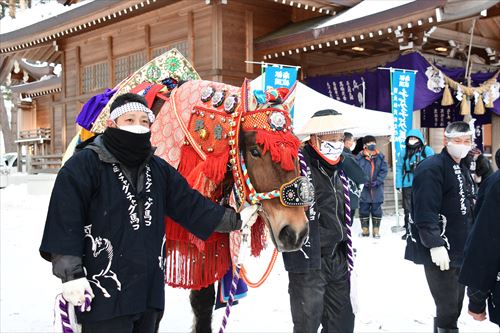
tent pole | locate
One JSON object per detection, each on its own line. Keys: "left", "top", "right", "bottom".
{"left": 391, "top": 135, "right": 401, "bottom": 231}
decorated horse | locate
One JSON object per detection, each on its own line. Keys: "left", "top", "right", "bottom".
{"left": 71, "top": 49, "right": 311, "bottom": 332}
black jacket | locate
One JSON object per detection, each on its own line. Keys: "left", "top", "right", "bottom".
{"left": 405, "top": 148, "right": 477, "bottom": 268}
{"left": 459, "top": 171, "right": 500, "bottom": 325}
{"left": 282, "top": 144, "right": 365, "bottom": 273}
{"left": 40, "top": 136, "right": 227, "bottom": 323}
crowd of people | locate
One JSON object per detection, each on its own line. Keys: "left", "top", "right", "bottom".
{"left": 39, "top": 96, "right": 499, "bottom": 333}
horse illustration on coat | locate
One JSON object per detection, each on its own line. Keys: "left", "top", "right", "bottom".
{"left": 84, "top": 225, "right": 122, "bottom": 298}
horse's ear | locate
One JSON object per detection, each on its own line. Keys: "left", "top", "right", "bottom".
{"left": 281, "top": 81, "right": 297, "bottom": 113}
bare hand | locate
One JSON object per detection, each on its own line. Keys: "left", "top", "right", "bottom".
{"left": 468, "top": 310, "right": 486, "bottom": 321}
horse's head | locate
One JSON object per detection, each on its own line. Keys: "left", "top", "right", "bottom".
{"left": 150, "top": 79, "right": 311, "bottom": 252}
{"left": 228, "top": 80, "right": 310, "bottom": 252}
{"left": 93, "top": 237, "right": 108, "bottom": 257}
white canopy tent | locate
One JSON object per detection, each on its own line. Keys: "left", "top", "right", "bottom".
{"left": 250, "top": 76, "right": 394, "bottom": 138}
{"left": 250, "top": 76, "right": 402, "bottom": 229}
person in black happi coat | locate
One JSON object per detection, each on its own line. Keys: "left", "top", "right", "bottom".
{"left": 459, "top": 148, "right": 500, "bottom": 328}
{"left": 40, "top": 93, "right": 257, "bottom": 333}
{"left": 405, "top": 121, "right": 477, "bottom": 333}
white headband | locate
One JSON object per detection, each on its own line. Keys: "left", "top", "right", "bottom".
{"left": 445, "top": 119, "right": 475, "bottom": 139}
{"left": 109, "top": 102, "right": 155, "bottom": 123}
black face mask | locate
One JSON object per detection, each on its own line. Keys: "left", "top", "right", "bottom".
{"left": 102, "top": 127, "right": 152, "bottom": 167}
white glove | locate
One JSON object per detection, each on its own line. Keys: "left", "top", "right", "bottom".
{"left": 62, "top": 277, "right": 95, "bottom": 310}
{"left": 430, "top": 246, "right": 450, "bottom": 271}
{"left": 240, "top": 204, "right": 259, "bottom": 230}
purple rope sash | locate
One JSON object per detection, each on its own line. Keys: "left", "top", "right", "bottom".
{"left": 339, "top": 169, "right": 354, "bottom": 272}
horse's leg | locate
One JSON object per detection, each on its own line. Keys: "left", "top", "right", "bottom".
{"left": 189, "top": 283, "right": 215, "bottom": 333}
{"left": 103, "top": 270, "right": 122, "bottom": 291}
{"left": 88, "top": 276, "right": 111, "bottom": 298}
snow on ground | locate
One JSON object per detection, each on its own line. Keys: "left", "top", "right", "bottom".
{"left": 1, "top": 176, "right": 498, "bottom": 333}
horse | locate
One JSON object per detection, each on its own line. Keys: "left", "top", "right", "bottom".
{"left": 144, "top": 78, "right": 311, "bottom": 332}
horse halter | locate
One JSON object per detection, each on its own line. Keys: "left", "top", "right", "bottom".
{"left": 240, "top": 154, "right": 314, "bottom": 206}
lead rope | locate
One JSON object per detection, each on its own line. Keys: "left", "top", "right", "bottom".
{"left": 339, "top": 169, "right": 354, "bottom": 273}
{"left": 54, "top": 291, "right": 92, "bottom": 333}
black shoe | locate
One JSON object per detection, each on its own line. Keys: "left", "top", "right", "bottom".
{"left": 401, "top": 233, "right": 407, "bottom": 240}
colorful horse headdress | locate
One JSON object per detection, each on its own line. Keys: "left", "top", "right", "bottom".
{"left": 227, "top": 80, "right": 312, "bottom": 211}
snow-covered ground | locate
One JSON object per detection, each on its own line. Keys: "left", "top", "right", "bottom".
{"left": 1, "top": 176, "right": 498, "bottom": 333}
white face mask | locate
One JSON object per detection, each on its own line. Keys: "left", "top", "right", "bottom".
{"left": 408, "top": 138, "right": 419, "bottom": 145}
{"left": 119, "top": 125, "right": 150, "bottom": 134}
{"left": 320, "top": 140, "right": 344, "bottom": 162}
{"left": 349, "top": 144, "right": 356, "bottom": 151}
{"left": 447, "top": 142, "right": 471, "bottom": 160}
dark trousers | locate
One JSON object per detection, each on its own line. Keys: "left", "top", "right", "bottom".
{"left": 351, "top": 209, "right": 356, "bottom": 222}
{"left": 288, "top": 248, "right": 355, "bottom": 333}
{"left": 402, "top": 187, "right": 412, "bottom": 233}
{"left": 81, "top": 309, "right": 163, "bottom": 333}
{"left": 424, "top": 264, "right": 465, "bottom": 330}
{"left": 359, "top": 202, "right": 383, "bottom": 218}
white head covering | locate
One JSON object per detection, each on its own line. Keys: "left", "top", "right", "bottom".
{"left": 109, "top": 102, "right": 155, "bottom": 123}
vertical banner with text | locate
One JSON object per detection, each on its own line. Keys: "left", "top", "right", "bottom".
{"left": 391, "top": 69, "right": 416, "bottom": 159}
{"left": 264, "top": 65, "right": 298, "bottom": 118}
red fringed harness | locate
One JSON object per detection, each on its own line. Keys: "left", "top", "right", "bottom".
{"left": 162, "top": 79, "right": 306, "bottom": 290}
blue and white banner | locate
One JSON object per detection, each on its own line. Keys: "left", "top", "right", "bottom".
{"left": 391, "top": 70, "right": 416, "bottom": 159}
{"left": 264, "top": 65, "right": 298, "bottom": 117}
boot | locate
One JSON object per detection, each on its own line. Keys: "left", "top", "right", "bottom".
{"left": 437, "top": 328, "right": 458, "bottom": 333}
{"left": 360, "top": 217, "right": 370, "bottom": 237}
{"left": 433, "top": 317, "right": 438, "bottom": 333}
{"left": 372, "top": 217, "right": 381, "bottom": 239}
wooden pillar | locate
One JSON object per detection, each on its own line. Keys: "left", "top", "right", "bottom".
{"left": 50, "top": 95, "right": 55, "bottom": 154}
{"left": 491, "top": 112, "right": 500, "bottom": 171}
{"left": 245, "top": 10, "right": 253, "bottom": 73}
{"left": 107, "top": 36, "right": 114, "bottom": 87}
{"left": 187, "top": 11, "right": 194, "bottom": 64}
{"left": 144, "top": 25, "right": 151, "bottom": 61}
{"left": 75, "top": 46, "right": 81, "bottom": 95}
{"left": 211, "top": 3, "right": 223, "bottom": 82}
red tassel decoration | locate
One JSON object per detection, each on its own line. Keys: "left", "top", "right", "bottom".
{"left": 251, "top": 216, "right": 267, "bottom": 257}
{"left": 255, "top": 130, "right": 300, "bottom": 171}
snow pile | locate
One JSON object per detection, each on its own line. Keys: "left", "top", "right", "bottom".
{"left": 0, "top": 178, "right": 498, "bottom": 332}
{"left": 0, "top": 0, "right": 95, "bottom": 35}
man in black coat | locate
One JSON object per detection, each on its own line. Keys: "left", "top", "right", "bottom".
{"left": 459, "top": 149, "right": 500, "bottom": 327}
{"left": 405, "top": 121, "right": 477, "bottom": 333}
{"left": 40, "top": 93, "right": 257, "bottom": 332}
{"left": 342, "top": 132, "right": 364, "bottom": 221}
{"left": 283, "top": 110, "right": 366, "bottom": 333}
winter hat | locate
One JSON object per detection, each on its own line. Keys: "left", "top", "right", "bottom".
{"left": 109, "top": 93, "right": 155, "bottom": 123}
{"left": 363, "top": 135, "right": 376, "bottom": 145}
{"left": 297, "top": 109, "right": 355, "bottom": 136}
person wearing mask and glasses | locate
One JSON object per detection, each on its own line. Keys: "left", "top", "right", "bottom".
{"left": 405, "top": 121, "right": 477, "bottom": 333}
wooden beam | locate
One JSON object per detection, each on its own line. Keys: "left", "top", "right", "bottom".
{"left": 245, "top": 10, "right": 253, "bottom": 73}
{"left": 430, "top": 27, "right": 500, "bottom": 50}
{"left": 328, "top": 0, "right": 362, "bottom": 7}
{"left": 306, "top": 51, "right": 400, "bottom": 76}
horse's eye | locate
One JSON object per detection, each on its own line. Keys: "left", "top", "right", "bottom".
{"left": 250, "top": 148, "right": 261, "bottom": 157}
